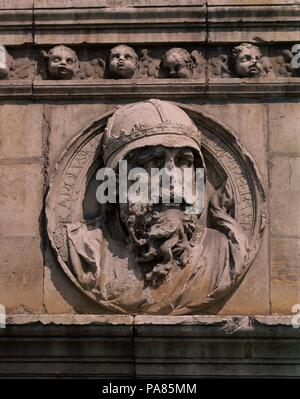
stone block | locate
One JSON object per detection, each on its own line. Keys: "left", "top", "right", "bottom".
{"left": 0, "top": 164, "right": 43, "bottom": 237}
{"left": 270, "top": 238, "right": 300, "bottom": 313}
{"left": 0, "top": 1, "right": 33, "bottom": 8}
{"left": 208, "top": 0, "right": 299, "bottom": 4}
{"left": 0, "top": 104, "right": 43, "bottom": 161}
{"left": 199, "top": 102, "right": 268, "bottom": 182}
{"left": 0, "top": 236, "right": 43, "bottom": 312}
{"left": 34, "top": 5, "right": 206, "bottom": 45}
{"left": 34, "top": 0, "right": 205, "bottom": 7}
{"left": 268, "top": 103, "right": 300, "bottom": 156}
{"left": 0, "top": 8, "right": 33, "bottom": 45}
{"left": 196, "top": 102, "right": 269, "bottom": 314}
{"left": 208, "top": 3, "right": 300, "bottom": 43}
{"left": 270, "top": 156, "right": 300, "bottom": 237}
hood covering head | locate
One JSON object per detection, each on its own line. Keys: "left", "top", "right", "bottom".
{"left": 102, "top": 99, "right": 204, "bottom": 169}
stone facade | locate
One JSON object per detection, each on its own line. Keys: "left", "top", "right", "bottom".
{"left": 0, "top": 0, "right": 299, "bottom": 377}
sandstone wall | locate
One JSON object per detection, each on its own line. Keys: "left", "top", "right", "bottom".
{"left": 0, "top": 0, "right": 299, "bottom": 378}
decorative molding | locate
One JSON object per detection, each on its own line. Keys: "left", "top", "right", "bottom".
{"left": 33, "top": 79, "right": 206, "bottom": 98}
{"left": 1, "top": 315, "right": 299, "bottom": 378}
{"left": 2, "top": 79, "right": 300, "bottom": 99}
{"left": 1, "top": 2, "right": 300, "bottom": 44}
{"left": 207, "top": 78, "right": 300, "bottom": 98}
{"left": 208, "top": 3, "right": 300, "bottom": 43}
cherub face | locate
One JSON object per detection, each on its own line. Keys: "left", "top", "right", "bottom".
{"left": 163, "top": 54, "right": 193, "bottom": 78}
{"left": 235, "top": 47, "right": 263, "bottom": 77}
{"left": 47, "top": 46, "right": 78, "bottom": 80}
{"left": 109, "top": 45, "right": 137, "bottom": 79}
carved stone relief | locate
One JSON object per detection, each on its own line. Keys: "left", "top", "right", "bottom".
{"left": 46, "top": 100, "right": 266, "bottom": 315}
{"left": 275, "top": 49, "right": 300, "bottom": 77}
{"left": 108, "top": 44, "right": 138, "bottom": 79}
{"left": 0, "top": 42, "right": 298, "bottom": 81}
{"left": 161, "top": 48, "right": 203, "bottom": 78}
{"left": 209, "top": 43, "right": 274, "bottom": 78}
{"left": 42, "top": 45, "right": 79, "bottom": 80}
{"left": 232, "top": 43, "right": 267, "bottom": 78}
{"left": 0, "top": 45, "right": 33, "bottom": 80}
{"left": 135, "top": 48, "right": 204, "bottom": 79}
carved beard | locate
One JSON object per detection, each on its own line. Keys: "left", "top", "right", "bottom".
{"left": 119, "top": 202, "right": 198, "bottom": 287}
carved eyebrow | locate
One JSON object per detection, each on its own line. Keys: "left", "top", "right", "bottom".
{"left": 177, "top": 149, "right": 194, "bottom": 157}
{"left": 138, "top": 152, "right": 162, "bottom": 163}
{"left": 132, "top": 148, "right": 164, "bottom": 164}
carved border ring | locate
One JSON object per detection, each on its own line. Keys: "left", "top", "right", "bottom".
{"left": 46, "top": 103, "right": 267, "bottom": 312}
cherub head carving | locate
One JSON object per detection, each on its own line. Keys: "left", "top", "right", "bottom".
{"left": 232, "top": 43, "right": 263, "bottom": 77}
{"left": 109, "top": 44, "right": 138, "bottom": 79}
{"left": 162, "top": 48, "right": 195, "bottom": 78}
{"left": 42, "top": 45, "right": 79, "bottom": 80}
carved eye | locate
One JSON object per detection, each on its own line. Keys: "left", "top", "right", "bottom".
{"left": 153, "top": 157, "right": 163, "bottom": 167}
{"left": 150, "top": 157, "right": 162, "bottom": 168}
{"left": 54, "top": 57, "right": 61, "bottom": 63}
{"left": 142, "top": 156, "right": 163, "bottom": 170}
{"left": 175, "top": 156, "right": 192, "bottom": 168}
{"left": 240, "top": 55, "right": 250, "bottom": 62}
{"left": 125, "top": 54, "right": 132, "bottom": 60}
{"left": 66, "top": 58, "right": 74, "bottom": 65}
{"left": 113, "top": 53, "right": 120, "bottom": 59}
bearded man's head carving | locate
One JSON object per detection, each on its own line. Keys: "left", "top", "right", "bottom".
{"left": 57, "top": 99, "right": 252, "bottom": 315}
{"left": 102, "top": 100, "right": 205, "bottom": 286}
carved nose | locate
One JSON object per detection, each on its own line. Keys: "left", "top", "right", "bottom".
{"left": 165, "top": 158, "right": 175, "bottom": 170}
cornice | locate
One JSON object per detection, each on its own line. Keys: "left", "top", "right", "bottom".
{"left": 208, "top": 3, "right": 300, "bottom": 43}
{"left": 2, "top": 78, "right": 300, "bottom": 100}
{"left": 1, "top": 315, "right": 299, "bottom": 378}
{"left": 1, "top": 1, "right": 300, "bottom": 45}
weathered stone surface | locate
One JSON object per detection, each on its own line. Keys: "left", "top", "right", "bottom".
{"left": 268, "top": 103, "right": 300, "bottom": 155}
{"left": 196, "top": 102, "right": 269, "bottom": 314}
{"left": 208, "top": 3, "right": 300, "bottom": 43}
{"left": 134, "top": 315, "right": 230, "bottom": 326}
{"left": 34, "top": 5, "right": 206, "bottom": 45}
{"left": 199, "top": 102, "right": 268, "bottom": 178}
{"left": 0, "top": 237, "right": 43, "bottom": 312}
{"left": 0, "top": 164, "right": 43, "bottom": 237}
{"left": 7, "top": 314, "right": 134, "bottom": 325}
{"left": 0, "top": 10, "right": 33, "bottom": 45}
{"left": 219, "top": 230, "right": 270, "bottom": 315}
{"left": 0, "top": 0, "right": 33, "bottom": 7}
{"left": 208, "top": 0, "right": 300, "bottom": 4}
{"left": 47, "top": 103, "right": 113, "bottom": 176}
{"left": 270, "top": 156, "right": 300, "bottom": 237}
{"left": 0, "top": 315, "right": 299, "bottom": 377}
{"left": 271, "top": 238, "right": 300, "bottom": 313}
{"left": 44, "top": 244, "right": 112, "bottom": 314}
{"left": 0, "top": 105, "right": 43, "bottom": 161}
{"left": 0, "top": 0, "right": 300, "bottom": 379}
{"left": 34, "top": 0, "right": 205, "bottom": 7}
